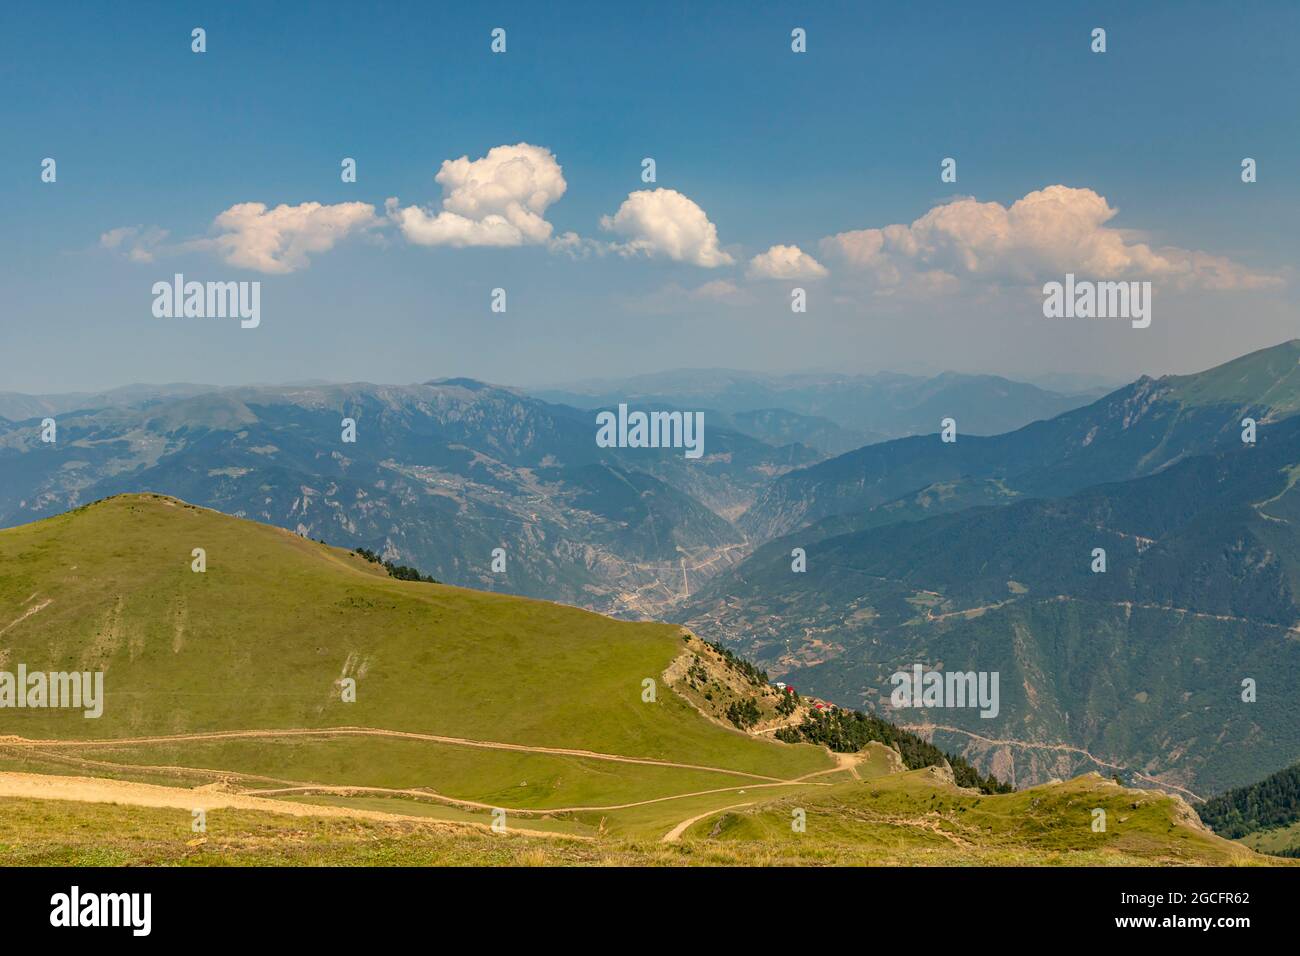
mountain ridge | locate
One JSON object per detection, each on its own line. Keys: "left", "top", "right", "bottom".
{"left": 742, "top": 339, "right": 1300, "bottom": 540}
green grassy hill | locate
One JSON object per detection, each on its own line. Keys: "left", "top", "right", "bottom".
{"left": 0, "top": 494, "right": 827, "bottom": 776}
{"left": 678, "top": 771, "right": 1258, "bottom": 866}
{"left": 0, "top": 769, "right": 1269, "bottom": 866}
{"left": 0, "top": 495, "right": 1275, "bottom": 864}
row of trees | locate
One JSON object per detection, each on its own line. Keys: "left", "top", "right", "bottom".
{"left": 352, "top": 547, "right": 441, "bottom": 584}
{"left": 776, "top": 706, "right": 1013, "bottom": 795}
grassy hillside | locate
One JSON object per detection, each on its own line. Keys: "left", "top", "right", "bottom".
{"left": 0, "top": 494, "right": 829, "bottom": 781}
{"left": 678, "top": 772, "right": 1261, "bottom": 866}
{"left": 0, "top": 494, "right": 1277, "bottom": 865}
{"left": 0, "top": 769, "right": 1272, "bottom": 866}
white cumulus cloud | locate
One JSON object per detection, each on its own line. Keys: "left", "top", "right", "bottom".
{"left": 389, "top": 143, "right": 566, "bottom": 247}
{"left": 746, "top": 244, "right": 828, "bottom": 280}
{"left": 205, "top": 201, "right": 380, "bottom": 273}
{"left": 600, "top": 188, "right": 734, "bottom": 267}
{"left": 820, "top": 185, "right": 1280, "bottom": 293}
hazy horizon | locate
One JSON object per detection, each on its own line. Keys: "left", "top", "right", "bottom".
{"left": 0, "top": 356, "right": 1176, "bottom": 399}
{"left": 13, "top": 328, "right": 1297, "bottom": 398}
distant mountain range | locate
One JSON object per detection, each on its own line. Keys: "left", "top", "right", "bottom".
{"left": 0, "top": 383, "right": 218, "bottom": 421}
{"left": 740, "top": 342, "right": 1300, "bottom": 540}
{"left": 4, "top": 348, "right": 1300, "bottom": 799}
{"left": 533, "top": 368, "right": 1101, "bottom": 455}
{"left": 0, "top": 366, "right": 1089, "bottom": 619}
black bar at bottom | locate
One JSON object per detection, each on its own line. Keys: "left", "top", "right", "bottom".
{"left": 0, "top": 865, "right": 1281, "bottom": 941}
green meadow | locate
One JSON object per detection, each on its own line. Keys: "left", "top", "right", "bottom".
{"left": 0, "top": 494, "right": 829, "bottom": 779}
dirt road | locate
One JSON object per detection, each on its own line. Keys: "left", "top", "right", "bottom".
{"left": 0, "top": 725, "right": 787, "bottom": 782}
{"left": 0, "top": 771, "right": 588, "bottom": 840}
{"left": 661, "top": 802, "right": 755, "bottom": 843}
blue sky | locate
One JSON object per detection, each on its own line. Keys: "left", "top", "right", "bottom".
{"left": 1, "top": 0, "right": 1297, "bottom": 392}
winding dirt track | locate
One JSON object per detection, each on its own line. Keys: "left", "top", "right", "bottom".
{"left": 661, "top": 802, "right": 755, "bottom": 843}
{"left": 0, "top": 771, "right": 590, "bottom": 841}
{"left": 0, "top": 726, "right": 787, "bottom": 782}
{"left": 0, "top": 726, "right": 843, "bottom": 838}
{"left": 243, "top": 779, "right": 822, "bottom": 815}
